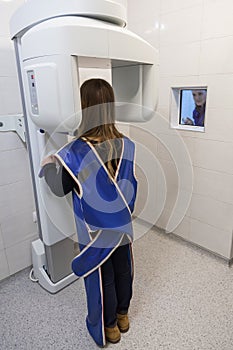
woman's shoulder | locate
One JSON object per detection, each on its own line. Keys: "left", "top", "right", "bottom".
{"left": 57, "top": 137, "right": 88, "bottom": 157}
{"left": 122, "top": 135, "right": 135, "bottom": 147}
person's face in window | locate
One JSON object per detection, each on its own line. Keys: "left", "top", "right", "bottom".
{"left": 192, "top": 90, "right": 206, "bottom": 107}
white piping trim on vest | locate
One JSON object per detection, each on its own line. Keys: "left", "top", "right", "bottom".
{"left": 55, "top": 138, "right": 75, "bottom": 154}
{"left": 74, "top": 188, "right": 80, "bottom": 198}
{"left": 72, "top": 229, "right": 102, "bottom": 263}
{"left": 73, "top": 190, "right": 95, "bottom": 240}
{"left": 114, "top": 137, "right": 124, "bottom": 181}
{"left": 87, "top": 229, "right": 101, "bottom": 241}
{"left": 84, "top": 138, "right": 132, "bottom": 216}
{"left": 129, "top": 243, "right": 134, "bottom": 281}
{"left": 54, "top": 154, "right": 83, "bottom": 199}
{"left": 133, "top": 146, "right": 139, "bottom": 183}
{"left": 98, "top": 267, "right": 106, "bottom": 346}
{"left": 73, "top": 232, "right": 132, "bottom": 278}
{"left": 55, "top": 139, "right": 102, "bottom": 235}
{"left": 81, "top": 233, "right": 126, "bottom": 279}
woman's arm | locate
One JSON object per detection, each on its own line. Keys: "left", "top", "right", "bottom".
{"left": 41, "top": 156, "right": 77, "bottom": 196}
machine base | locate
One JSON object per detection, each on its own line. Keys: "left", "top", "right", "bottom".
{"left": 32, "top": 239, "right": 78, "bottom": 294}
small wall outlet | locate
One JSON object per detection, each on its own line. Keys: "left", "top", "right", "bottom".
{"left": 32, "top": 211, "right": 37, "bottom": 223}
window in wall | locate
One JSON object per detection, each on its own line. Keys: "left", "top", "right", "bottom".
{"left": 170, "top": 87, "right": 208, "bottom": 132}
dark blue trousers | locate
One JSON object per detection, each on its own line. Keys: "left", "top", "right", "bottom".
{"left": 101, "top": 243, "right": 132, "bottom": 328}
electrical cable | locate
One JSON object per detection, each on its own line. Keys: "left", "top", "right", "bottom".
{"left": 29, "top": 268, "right": 39, "bottom": 282}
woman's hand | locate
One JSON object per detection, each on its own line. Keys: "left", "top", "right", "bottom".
{"left": 41, "top": 154, "right": 57, "bottom": 167}
{"left": 183, "top": 117, "right": 194, "bottom": 125}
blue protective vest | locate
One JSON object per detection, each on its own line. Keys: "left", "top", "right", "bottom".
{"left": 55, "top": 136, "right": 137, "bottom": 347}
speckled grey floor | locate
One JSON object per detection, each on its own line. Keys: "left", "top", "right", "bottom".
{"left": 1, "top": 227, "right": 233, "bottom": 350}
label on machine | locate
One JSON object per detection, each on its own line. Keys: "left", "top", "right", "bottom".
{"left": 27, "top": 70, "right": 39, "bottom": 115}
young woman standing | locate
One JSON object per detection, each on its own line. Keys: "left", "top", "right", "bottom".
{"left": 41, "top": 79, "right": 138, "bottom": 347}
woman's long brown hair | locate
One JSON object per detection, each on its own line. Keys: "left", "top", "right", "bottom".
{"left": 77, "top": 79, "right": 123, "bottom": 178}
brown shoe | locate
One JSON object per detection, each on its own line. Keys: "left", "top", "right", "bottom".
{"left": 117, "top": 313, "right": 129, "bottom": 333}
{"left": 105, "top": 325, "right": 121, "bottom": 344}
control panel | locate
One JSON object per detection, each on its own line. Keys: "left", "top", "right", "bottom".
{"left": 27, "top": 70, "right": 39, "bottom": 115}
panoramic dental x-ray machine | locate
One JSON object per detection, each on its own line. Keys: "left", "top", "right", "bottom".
{"left": 10, "top": 0, "right": 159, "bottom": 293}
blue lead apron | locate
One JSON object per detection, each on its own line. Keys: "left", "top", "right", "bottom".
{"left": 55, "top": 136, "right": 137, "bottom": 347}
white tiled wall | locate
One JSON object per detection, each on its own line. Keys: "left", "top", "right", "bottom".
{"left": 160, "top": 42, "right": 201, "bottom": 76}
{"left": 1, "top": 0, "right": 233, "bottom": 282}
{"left": 127, "top": 0, "right": 160, "bottom": 49}
{"left": 160, "top": 0, "right": 202, "bottom": 14}
{"left": 0, "top": 0, "right": 38, "bottom": 281}
{"left": 202, "top": 0, "right": 233, "bottom": 39}
{"left": 200, "top": 37, "right": 233, "bottom": 75}
{"left": 160, "top": 5, "right": 202, "bottom": 47}
{"left": 128, "top": 0, "right": 233, "bottom": 259}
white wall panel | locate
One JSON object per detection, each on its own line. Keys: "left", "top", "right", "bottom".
{"left": 190, "top": 193, "right": 233, "bottom": 232}
{"left": 1, "top": 210, "right": 37, "bottom": 248}
{"left": 160, "top": 42, "right": 201, "bottom": 76}
{"left": 193, "top": 138, "right": 233, "bottom": 175}
{"left": 0, "top": 38, "right": 17, "bottom": 77}
{"left": 0, "top": 249, "right": 10, "bottom": 280}
{"left": 190, "top": 218, "right": 232, "bottom": 259}
{"left": 0, "top": 225, "right": 4, "bottom": 251}
{"left": 193, "top": 166, "right": 233, "bottom": 205}
{"left": 5, "top": 238, "right": 36, "bottom": 275}
{"left": 0, "top": 148, "right": 30, "bottom": 186}
{"left": 0, "top": 77, "right": 22, "bottom": 115}
{"left": 0, "top": 131, "right": 24, "bottom": 152}
{"left": 128, "top": 0, "right": 233, "bottom": 259}
{"left": 202, "top": 0, "right": 233, "bottom": 39}
{"left": 160, "top": 5, "right": 202, "bottom": 47}
{"left": 160, "top": 0, "right": 202, "bottom": 14}
{"left": 0, "top": 0, "right": 25, "bottom": 37}
{"left": 200, "top": 37, "right": 233, "bottom": 75}
{"left": 127, "top": 0, "right": 160, "bottom": 49}
{"left": 173, "top": 215, "right": 190, "bottom": 241}
{"left": 204, "top": 108, "right": 233, "bottom": 143}
{"left": 0, "top": 180, "right": 34, "bottom": 223}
